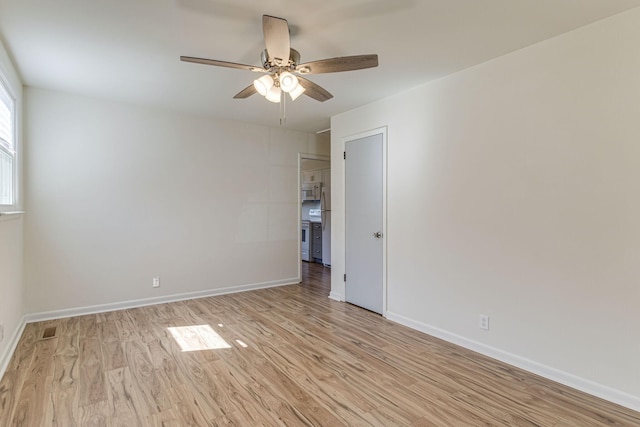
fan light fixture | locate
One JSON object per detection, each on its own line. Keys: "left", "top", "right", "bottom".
{"left": 288, "top": 84, "right": 305, "bottom": 101}
{"left": 265, "top": 85, "right": 282, "bottom": 103}
{"left": 253, "top": 75, "right": 274, "bottom": 96}
{"left": 279, "top": 72, "right": 298, "bottom": 92}
{"left": 253, "top": 72, "right": 305, "bottom": 103}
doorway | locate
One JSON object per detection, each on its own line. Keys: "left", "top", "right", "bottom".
{"left": 344, "top": 129, "right": 386, "bottom": 315}
{"left": 299, "top": 154, "right": 331, "bottom": 278}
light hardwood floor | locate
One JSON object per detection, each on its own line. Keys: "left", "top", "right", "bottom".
{"left": 1, "top": 262, "right": 639, "bottom": 426}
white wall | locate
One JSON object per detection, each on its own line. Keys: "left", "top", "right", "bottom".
{"left": 24, "top": 88, "right": 326, "bottom": 316}
{"left": 0, "top": 38, "right": 24, "bottom": 373}
{"left": 331, "top": 7, "right": 640, "bottom": 410}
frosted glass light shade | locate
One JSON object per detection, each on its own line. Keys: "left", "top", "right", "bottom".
{"left": 253, "top": 75, "right": 274, "bottom": 96}
{"left": 265, "top": 86, "right": 282, "bottom": 103}
{"left": 279, "top": 72, "right": 299, "bottom": 93}
{"left": 288, "top": 84, "right": 305, "bottom": 100}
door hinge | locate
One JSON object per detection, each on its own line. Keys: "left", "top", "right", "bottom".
{"left": 344, "top": 273, "right": 346, "bottom": 281}
{"left": 343, "top": 151, "right": 346, "bottom": 160}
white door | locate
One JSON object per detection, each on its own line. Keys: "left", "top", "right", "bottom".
{"left": 345, "top": 132, "right": 384, "bottom": 314}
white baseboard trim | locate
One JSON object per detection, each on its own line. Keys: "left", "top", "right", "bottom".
{"left": 328, "top": 291, "right": 344, "bottom": 302}
{"left": 0, "top": 317, "right": 27, "bottom": 380}
{"left": 24, "top": 277, "right": 300, "bottom": 324}
{"left": 385, "top": 311, "right": 640, "bottom": 413}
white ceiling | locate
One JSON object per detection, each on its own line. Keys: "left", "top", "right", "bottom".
{"left": 2, "top": 0, "right": 640, "bottom": 133}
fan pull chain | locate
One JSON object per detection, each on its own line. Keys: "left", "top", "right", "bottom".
{"left": 280, "top": 90, "right": 286, "bottom": 125}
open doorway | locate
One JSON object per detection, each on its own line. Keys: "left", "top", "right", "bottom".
{"left": 299, "top": 155, "right": 331, "bottom": 270}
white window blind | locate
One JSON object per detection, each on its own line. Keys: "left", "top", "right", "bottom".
{"left": 0, "top": 80, "right": 14, "bottom": 206}
{"left": 0, "top": 100, "right": 11, "bottom": 148}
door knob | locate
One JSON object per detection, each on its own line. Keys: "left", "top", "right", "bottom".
{"left": 373, "top": 231, "right": 383, "bottom": 238}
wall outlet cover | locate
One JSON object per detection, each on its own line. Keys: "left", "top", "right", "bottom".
{"left": 479, "top": 315, "right": 490, "bottom": 331}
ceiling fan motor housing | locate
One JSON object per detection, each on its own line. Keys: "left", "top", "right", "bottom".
{"left": 262, "top": 48, "right": 300, "bottom": 70}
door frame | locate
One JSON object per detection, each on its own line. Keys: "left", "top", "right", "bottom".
{"left": 297, "top": 153, "right": 330, "bottom": 281}
{"left": 342, "top": 127, "right": 388, "bottom": 316}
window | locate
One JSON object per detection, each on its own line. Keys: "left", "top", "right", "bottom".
{"left": 0, "top": 78, "right": 15, "bottom": 207}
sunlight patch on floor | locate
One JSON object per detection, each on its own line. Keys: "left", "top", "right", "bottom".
{"left": 168, "top": 324, "right": 232, "bottom": 352}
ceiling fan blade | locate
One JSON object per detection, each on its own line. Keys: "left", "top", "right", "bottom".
{"left": 296, "top": 54, "right": 378, "bottom": 74}
{"left": 262, "top": 15, "right": 290, "bottom": 66}
{"left": 297, "top": 77, "right": 333, "bottom": 102}
{"left": 233, "top": 84, "right": 257, "bottom": 99}
{"left": 180, "top": 56, "right": 266, "bottom": 72}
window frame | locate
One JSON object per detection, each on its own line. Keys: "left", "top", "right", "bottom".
{"left": 0, "top": 70, "right": 17, "bottom": 211}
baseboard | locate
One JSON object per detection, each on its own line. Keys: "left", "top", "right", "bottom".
{"left": 0, "top": 317, "right": 26, "bottom": 380}
{"left": 385, "top": 311, "right": 640, "bottom": 413}
{"left": 328, "top": 291, "right": 344, "bottom": 302}
{"left": 24, "top": 277, "right": 300, "bottom": 323}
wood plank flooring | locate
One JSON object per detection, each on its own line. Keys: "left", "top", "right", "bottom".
{"left": 1, "top": 262, "right": 639, "bottom": 426}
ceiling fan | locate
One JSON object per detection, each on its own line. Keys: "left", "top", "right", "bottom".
{"left": 180, "top": 15, "right": 378, "bottom": 121}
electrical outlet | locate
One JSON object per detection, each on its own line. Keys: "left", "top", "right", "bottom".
{"left": 479, "top": 315, "right": 490, "bottom": 331}
{"left": 0, "top": 323, "right": 4, "bottom": 342}
{"left": 152, "top": 277, "right": 160, "bottom": 288}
